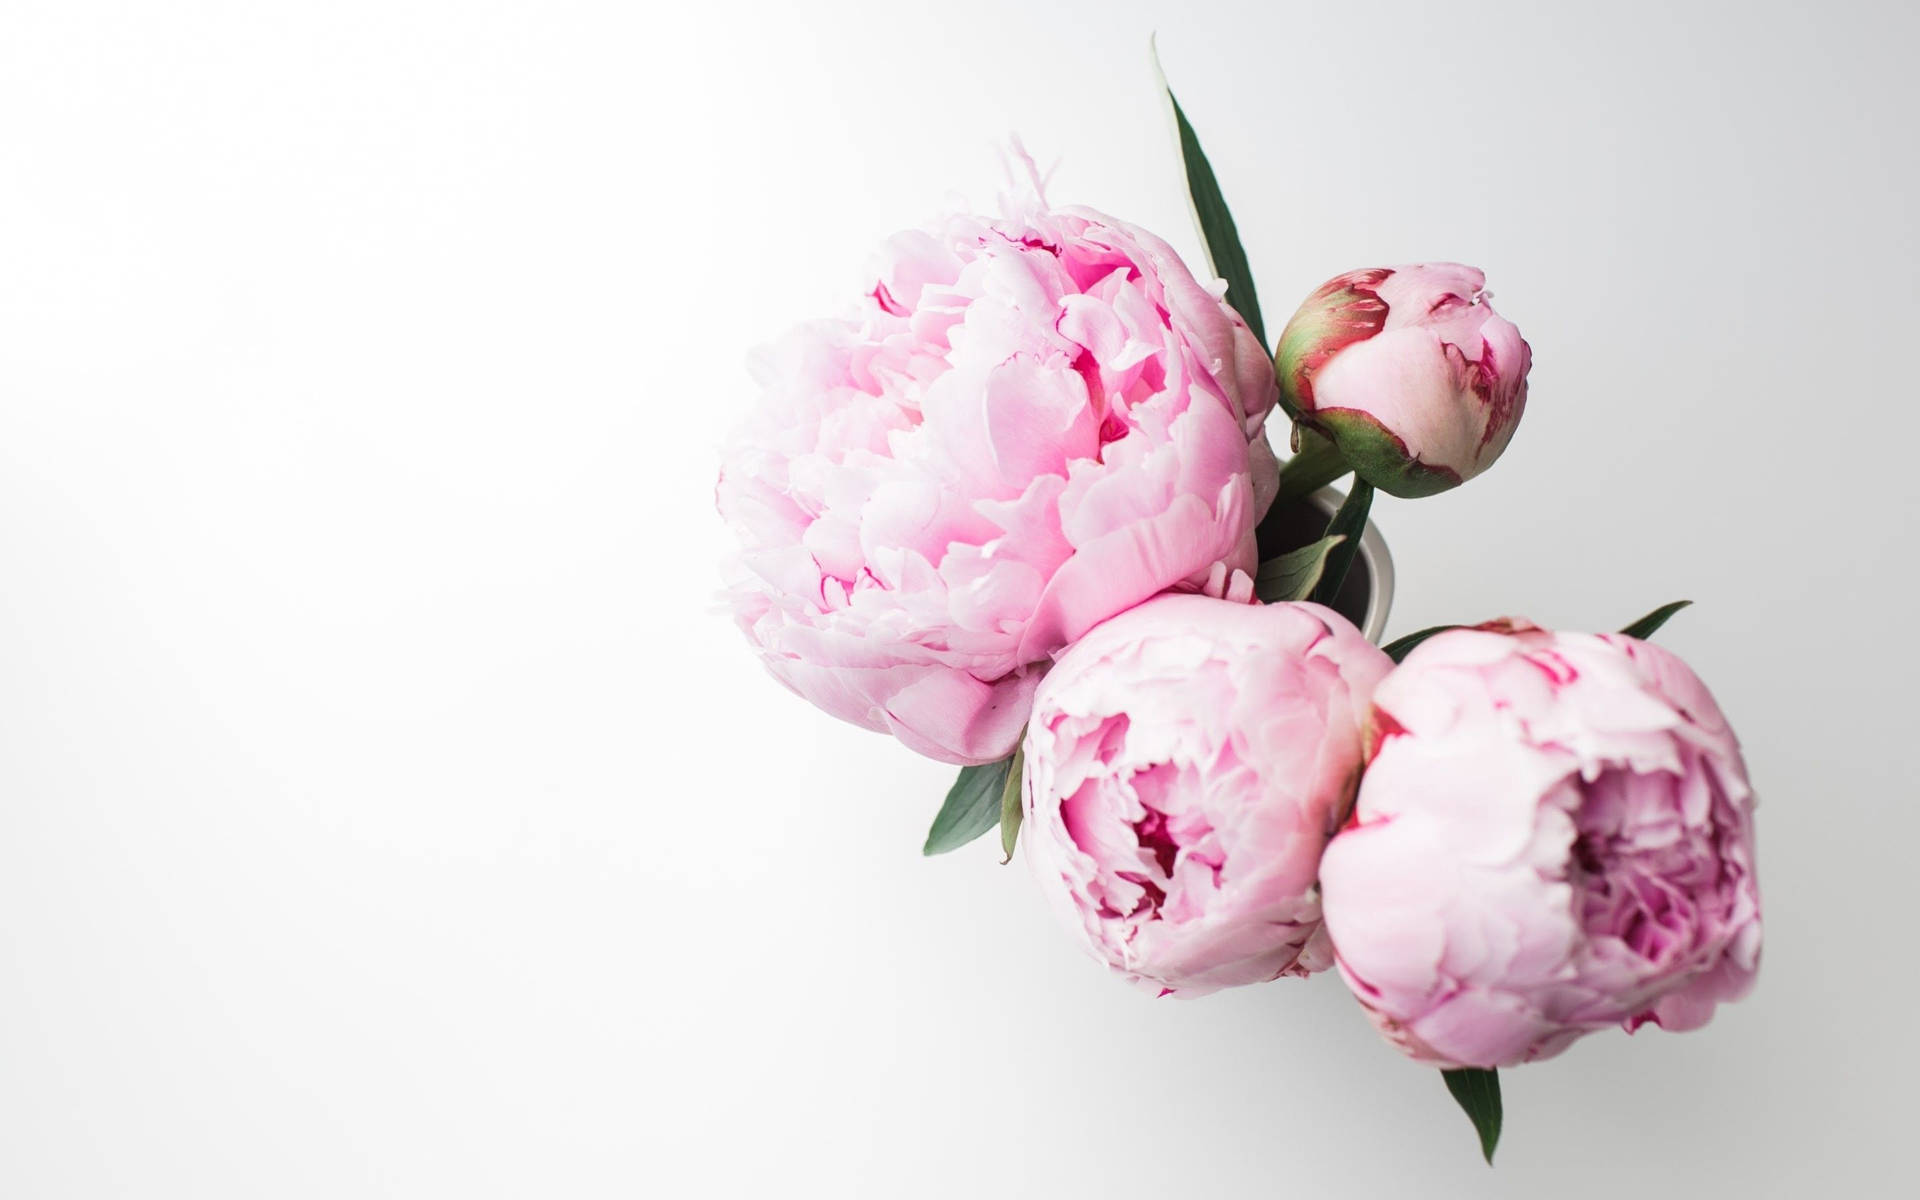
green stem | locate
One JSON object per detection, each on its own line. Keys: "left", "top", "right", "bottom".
{"left": 1273, "top": 430, "right": 1353, "bottom": 506}
{"left": 1310, "top": 479, "right": 1374, "bottom": 608}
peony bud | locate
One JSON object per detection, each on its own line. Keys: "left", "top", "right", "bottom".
{"left": 1022, "top": 594, "right": 1393, "bottom": 995}
{"left": 717, "top": 169, "right": 1279, "bottom": 766}
{"left": 1275, "top": 264, "right": 1530, "bottom": 497}
{"left": 1319, "top": 621, "right": 1761, "bottom": 1068}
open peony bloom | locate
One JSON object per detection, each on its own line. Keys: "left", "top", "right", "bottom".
{"left": 716, "top": 167, "right": 1278, "bottom": 764}
{"left": 1022, "top": 595, "right": 1393, "bottom": 995}
{"left": 1275, "top": 264, "right": 1529, "bottom": 497}
{"left": 1319, "top": 621, "right": 1761, "bottom": 1068}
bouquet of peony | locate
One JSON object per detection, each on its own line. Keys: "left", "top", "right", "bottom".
{"left": 714, "top": 62, "right": 1759, "bottom": 1163}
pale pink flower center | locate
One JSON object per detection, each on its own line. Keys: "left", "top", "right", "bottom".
{"left": 1570, "top": 761, "right": 1734, "bottom": 968}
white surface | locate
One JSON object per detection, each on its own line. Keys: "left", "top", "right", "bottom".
{"left": 2, "top": 1, "right": 1914, "bottom": 1195}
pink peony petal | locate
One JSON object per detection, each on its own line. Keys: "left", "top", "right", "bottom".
{"left": 1022, "top": 596, "right": 1392, "bottom": 995}
{"left": 1321, "top": 625, "right": 1761, "bottom": 1067}
{"left": 717, "top": 180, "right": 1278, "bottom": 764}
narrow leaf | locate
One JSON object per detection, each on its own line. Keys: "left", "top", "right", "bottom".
{"left": 1152, "top": 40, "right": 1265, "bottom": 346}
{"left": 1619, "top": 599, "right": 1691, "bottom": 641}
{"left": 1310, "top": 480, "right": 1375, "bottom": 608}
{"left": 997, "top": 745, "right": 1026, "bottom": 864}
{"left": 1441, "top": 1067, "right": 1503, "bottom": 1165}
{"left": 1254, "top": 535, "right": 1343, "bottom": 604}
{"left": 922, "top": 756, "right": 1013, "bottom": 855}
{"left": 1381, "top": 624, "right": 1460, "bottom": 663}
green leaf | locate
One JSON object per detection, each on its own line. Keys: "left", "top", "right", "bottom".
{"left": 1254, "top": 535, "right": 1344, "bottom": 604}
{"left": 997, "top": 745, "right": 1026, "bottom": 864}
{"left": 1619, "top": 599, "right": 1691, "bottom": 641}
{"left": 1153, "top": 40, "right": 1265, "bottom": 347}
{"left": 1382, "top": 602, "right": 1690, "bottom": 663}
{"left": 1310, "top": 480, "right": 1375, "bottom": 608}
{"left": 1381, "top": 624, "right": 1460, "bottom": 663}
{"left": 1441, "top": 1067, "right": 1502, "bottom": 1165}
{"left": 922, "top": 755, "right": 1014, "bottom": 855}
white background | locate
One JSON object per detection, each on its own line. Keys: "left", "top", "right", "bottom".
{"left": 2, "top": 1, "right": 1915, "bottom": 1195}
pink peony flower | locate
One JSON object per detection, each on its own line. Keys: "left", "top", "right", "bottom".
{"left": 717, "top": 167, "right": 1278, "bottom": 765}
{"left": 1021, "top": 595, "right": 1393, "bottom": 995}
{"left": 1319, "top": 621, "right": 1761, "bottom": 1068}
{"left": 1274, "top": 264, "right": 1529, "bottom": 497}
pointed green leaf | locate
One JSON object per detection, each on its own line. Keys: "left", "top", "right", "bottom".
{"left": 1381, "top": 624, "right": 1460, "bottom": 663}
{"left": 1619, "top": 599, "right": 1691, "bottom": 641}
{"left": 1441, "top": 1067, "right": 1502, "bottom": 1165}
{"left": 922, "top": 755, "right": 1014, "bottom": 855}
{"left": 997, "top": 745, "right": 1026, "bottom": 864}
{"left": 1153, "top": 41, "right": 1265, "bottom": 347}
{"left": 1310, "top": 480, "right": 1375, "bottom": 608}
{"left": 1254, "top": 535, "right": 1344, "bottom": 604}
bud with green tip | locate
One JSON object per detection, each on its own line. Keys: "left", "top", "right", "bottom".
{"left": 1275, "top": 264, "right": 1530, "bottom": 498}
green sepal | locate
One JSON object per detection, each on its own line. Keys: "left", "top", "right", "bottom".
{"left": 1317, "top": 408, "right": 1461, "bottom": 500}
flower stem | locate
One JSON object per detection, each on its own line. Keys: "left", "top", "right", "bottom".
{"left": 1273, "top": 429, "right": 1352, "bottom": 506}
{"left": 1310, "top": 479, "right": 1374, "bottom": 608}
